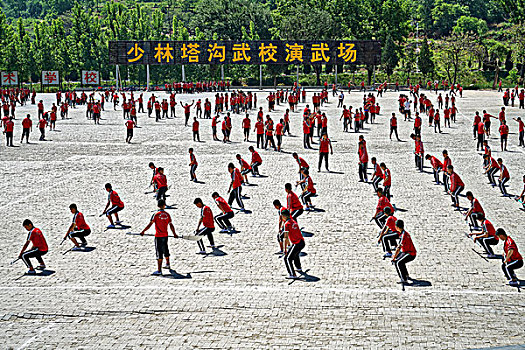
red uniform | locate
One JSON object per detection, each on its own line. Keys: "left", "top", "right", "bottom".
{"left": 201, "top": 205, "right": 214, "bottom": 229}
{"left": 287, "top": 191, "right": 303, "bottom": 211}
{"left": 504, "top": 236, "right": 523, "bottom": 262}
{"left": 284, "top": 218, "right": 303, "bottom": 244}
{"left": 27, "top": 228, "right": 48, "bottom": 252}
{"left": 74, "top": 212, "right": 90, "bottom": 230}
{"left": 151, "top": 210, "right": 172, "bottom": 237}
{"left": 399, "top": 230, "right": 417, "bottom": 256}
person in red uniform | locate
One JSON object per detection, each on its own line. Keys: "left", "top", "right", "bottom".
{"left": 358, "top": 136, "right": 368, "bottom": 182}
{"left": 194, "top": 197, "right": 216, "bottom": 254}
{"left": 392, "top": 219, "right": 416, "bottom": 284}
{"left": 381, "top": 163, "right": 392, "bottom": 200}
{"left": 296, "top": 168, "right": 316, "bottom": 210}
{"left": 188, "top": 148, "right": 198, "bottom": 182}
{"left": 103, "top": 183, "right": 125, "bottom": 228}
{"left": 370, "top": 157, "right": 383, "bottom": 191}
{"left": 192, "top": 117, "right": 200, "bottom": 142}
{"left": 21, "top": 114, "right": 32, "bottom": 143}
{"left": 275, "top": 119, "right": 284, "bottom": 151}
{"left": 468, "top": 214, "right": 498, "bottom": 257}
{"left": 496, "top": 229, "right": 523, "bottom": 286}
{"left": 497, "top": 158, "right": 510, "bottom": 196}
{"left": 227, "top": 163, "right": 245, "bottom": 211}
{"left": 499, "top": 120, "right": 509, "bottom": 151}
{"left": 242, "top": 114, "right": 251, "bottom": 142}
{"left": 303, "top": 117, "right": 312, "bottom": 149}
{"left": 125, "top": 119, "right": 135, "bottom": 143}
{"left": 390, "top": 113, "right": 400, "bottom": 141}
{"left": 37, "top": 117, "right": 47, "bottom": 141}
{"left": 63, "top": 203, "right": 91, "bottom": 249}
{"left": 140, "top": 199, "right": 177, "bottom": 275}
{"left": 254, "top": 117, "right": 264, "bottom": 148}
{"left": 281, "top": 209, "right": 305, "bottom": 279}
{"left": 3, "top": 117, "right": 14, "bottom": 146}
{"left": 152, "top": 167, "right": 168, "bottom": 202}
{"left": 442, "top": 150, "right": 452, "bottom": 191}
{"left": 464, "top": 192, "right": 485, "bottom": 230}
{"left": 377, "top": 207, "right": 398, "bottom": 258}
{"left": 212, "top": 192, "right": 235, "bottom": 233}
{"left": 447, "top": 165, "right": 464, "bottom": 208}
{"left": 236, "top": 153, "right": 253, "bottom": 184}
{"left": 483, "top": 155, "right": 499, "bottom": 186}
{"left": 318, "top": 134, "right": 333, "bottom": 172}
{"left": 372, "top": 187, "right": 394, "bottom": 228}
{"left": 285, "top": 182, "right": 304, "bottom": 223}
{"left": 513, "top": 117, "right": 524, "bottom": 147}
{"left": 19, "top": 219, "right": 48, "bottom": 274}
{"left": 180, "top": 101, "right": 194, "bottom": 126}
{"left": 413, "top": 112, "right": 422, "bottom": 136}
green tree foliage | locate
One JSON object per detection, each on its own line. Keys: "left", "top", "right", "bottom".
{"left": 418, "top": 38, "right": 434, "bottom": 77}
{"left": 431, "top": 0, "right": 469, "bottom": 35}
{"left": 381, "top": 34, "right": 399, "bottom": 77}
{"left": 453, "top": 16, "right": 488, "bottom": 36}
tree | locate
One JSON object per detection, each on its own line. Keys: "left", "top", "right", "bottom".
{"left": 418, "top": 38, "right": 434, "bottom": 77}
{"left": 431, "top": 0, "right": 469, "bottom": 35}
{"left": 381, "top": 34, "right": 399, "bottom": 78}
{"left": 453, "top": 16, "right": 488, "bottom": 36}
{"left": 437, "top": 32, "right": 477, "bottom": 85}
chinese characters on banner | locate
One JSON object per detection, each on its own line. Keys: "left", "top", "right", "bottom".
{"left": 82, "top": 71, "right": 100, "bottom": 85}
{"left": 1, "top": 71, "right": 18, "bottom": 86}
{"left": 42, "top": 71, "right": 59, "bottom": 85}
{"left": 109, "top": 41, "right": 381, "bottom": 66}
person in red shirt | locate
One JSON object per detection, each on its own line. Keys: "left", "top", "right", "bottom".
{"left": 425, "top": 154, "right": 443, "bottom": 184}
{"left": 140, "top": 199, "right": 177, "bottom": 275}
{"left": 188, "top": 148, "right": 198, "bottom": 182}
{"left": 468, "top": 214, "right": 498, "bottom": 257}
{"left": 37, "top": 117, "right": 47, "bottom": 141}
{"left": 413, "top": 112, "right": 422, "bottom": 136}
{"left": 377, "top": 207, "right": 398, "bottom": 258}
{"left": 370, "top": 157, "right": 383, "bottom": 191}
{"left": 285, "top": 182, "right": 304, "bottom": 223}
{"left": 372, "top": 187, "right": 394, "bottom": 228}
{"left": 20, "top": 114, "right": 32, "bottom": 143}
{"left": 236, "top": 153, "right": 253, "bottom": 184}
{"left": 483, "top": 154, "right": 499, "bottom": 186}
{"left": 498, "top": 120, "right": 509, "bottom": 151}
{"left": 389, "top": 113, "right": 400, "bottom": 141}
{"left": 275, "top": 119, "right": 284, "bottom": 152}
{"left": 125, "top": 119, "right": 135, "bottom": 143}
{"left": 212, "top": 192, "right": 235, "bottom": 233}
{"left": 152, "top": 167, "right": 168, "bottom": 202}
{"left": 496, "top": 229, "right": 523, "bottom": 286}
{"left": 227, "top": 163, "right": 245, "bottom": 211}
{"left": 191, "top": 117, "right": 200, "bottom": 142}
{"left": 180, "top": 101, "right": 194, "bottom": 126}
{"left": 281, "top": 209, "right": 305, "bottom": 279}
{"left": 242, "top": 114, "right": 251, "bottom": 142}
{"left": 37, "top": 100, "right": 44, "bottom": 118}
{"left": 392, "top": 219, "right": 416, "bottom": 284}
{"left": 513, "top": 117, "right": 524, "bottom": 147}
{"left": 464, "top": 191, "right": 485, "bottom": 230}
{"left": 254, "top": 117, "right": 264, "bottom": 148}
{"left": 302, "top": 117, "right": 312, "bottom": 149}
{"left": 447, "top": 165, "right": 465, "bottom": 208}
{"left": 380, "top": 163, "right": 392, "bottom": 200}
{"left": 318, "top": 134, "right": 333, "bottom": 172}
{"left": 248, "top": 146, "right": 262, "bottom": 176}
{"left": 358, "top": 136, "right": 368, "bottom": 182}
{"left": 264, "top": 115, "right": 276, "bottom": 151}
{"left": 497, "top": 158, "right": 510, "bottom": 196}
{"left": 19, "top": 219, "right": 48, "bottom": 274}
{"left": 103, "top": 183, "right": 125, "bottom": 228}
{"left": 193, "top": 197, "right": 216, "bottom": 254}
{"left": 296, "top": 168, "right": 316, "bottom": 210}
{"left": 63, "top": 203, "right": 91, "bottom": 250}
{"left": 3, "top": 117, "right": 14, "bottom": 146}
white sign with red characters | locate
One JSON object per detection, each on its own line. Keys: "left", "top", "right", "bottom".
{"left": 42, "top": 71, "right": 59, "bottom": 85}
{"left": 82, "top": 71, "right": 100, "bottom": 85}
{"left": 1, "top": 71, "right": 18, "bottom": 86}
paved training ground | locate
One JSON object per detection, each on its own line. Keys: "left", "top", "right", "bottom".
{"left": 0, "top": 89, "right": 524, "bottom": 349}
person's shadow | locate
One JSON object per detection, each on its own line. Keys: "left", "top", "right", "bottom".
{"left": 161, "top": 269, "right": 192, "bottom": 280}
{"left": 288, "top": 269, "right": 320, "bottom": 285}
{"left": 404, "top": 278, "right": 432, "bottom": 288}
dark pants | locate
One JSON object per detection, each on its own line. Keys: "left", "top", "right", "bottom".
{"left": 39, "top": 128, "right": 45, "bottom": 141}
{"left": 21, "top": 249, "right": 47, "bottom": 269}
{"left": 477, "top": 133, "right": 484, "bottom": 150}
{"left": 196, "top": 227, "right": 215, "bottom": 251}
{"left": 451, "top": 185, "right": 464, "bottom": 206}
{"left": 265, "top": 135, "right": 276, "bottom": 150}
{"left": 502, "top": 259, "right": 523, "bottom": 280}
{"left": 215, "top": 211, "right": 234, "bottom": 229}
{"left": 303, "top": 133, "right": 311, "bottom": 148}
{"left": 156, "top": 186, "right": 168, "bottom": 202}
{"left": 359, "top": 162, "right": 368, "bottom": 181}
{"left": 5, "top": 131, "right": 13, "bottom": 146}
{"left": 477, "top": 236, "right": 498, "bottom": 256}
{"left": 257, "top": 134, "right": 264, "bottom": 148}
{"left": 381, "top": 231, "right": 399, "bottom": 253}
{"left": 291, "top": 209, "right": 303, "bottom": 224}
{"left": 190, "top": 164, "right": 198, "bottom": 179}
{"left": 394, "top": 252, "right": 416, "bottom": 281}
{"left": 390, "top": 126, "right": 399, "bottom": 140}
{"left": 499, "top": 177, "right": 509, "bottom": 195}
{"left": 70, "top": 228, "right": 91, "bottom": 245}
{"left": 251, "top": 161, "right": 261, "bottom": 175}
{"left": 318, "top": 152, "right": 329, "bottom": 171}
{"left": 284, "top": 239, "right": 305, "bottom": 276}
{"left": 228, "top": 187, "right": 244, "bottom": 209}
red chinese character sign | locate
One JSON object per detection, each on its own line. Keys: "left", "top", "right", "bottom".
{"left": 42, "top": 71, "right": 59, "bottom": 85}
{"left": 1, "top": 71, "right": 18, "bottom": 86}
{"left": 82, "top": 71, "right": 100, "bottom": 85}
{"left": 109, "top": 40, "right": 381, "bottom": 66}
